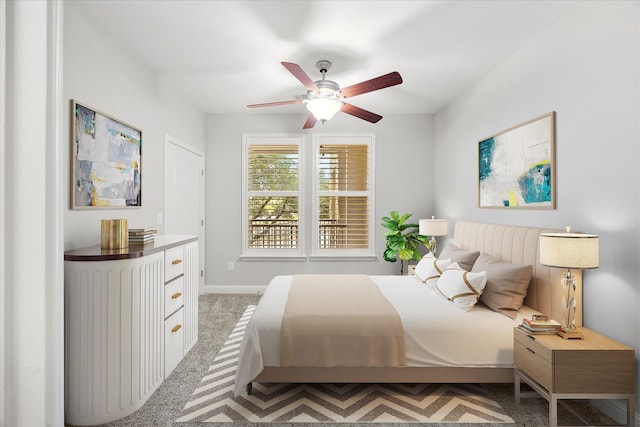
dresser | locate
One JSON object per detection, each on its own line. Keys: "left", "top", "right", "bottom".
{"left": 514, "top": 326, "right": 635, "bottom": 427}
{"left": 64, "top": 235, "right": 198, "bottom": 426}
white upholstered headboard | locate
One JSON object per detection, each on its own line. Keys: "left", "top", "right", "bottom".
{"left": 451, "top": 220, "right": 582, "bottom": 326}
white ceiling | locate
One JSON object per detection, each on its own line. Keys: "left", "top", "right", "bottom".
{"left": 73, "top": 0, "right": 579, "bottom": 116}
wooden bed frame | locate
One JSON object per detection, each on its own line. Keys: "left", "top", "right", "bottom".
{"left": 251, "top": 220, "right": 582, "bottom": 388}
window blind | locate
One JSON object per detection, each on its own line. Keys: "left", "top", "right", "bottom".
{"left": 247, "top": 144, "right": 299, "bottom": 249}
{"left": 318, "top": 144, "right": 369, "bottom": 249}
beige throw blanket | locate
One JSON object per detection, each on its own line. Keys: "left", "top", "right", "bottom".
{"left": 280, "top": 274, "right": 407, "bottom": 367}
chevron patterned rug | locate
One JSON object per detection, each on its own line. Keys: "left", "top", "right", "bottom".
{"left": 176, "top": 305, "right": 515, "bottom": 424}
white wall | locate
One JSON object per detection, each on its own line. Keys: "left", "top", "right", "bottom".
{"left": 205, "top": 113, "right": 434, "bottom": 291}
{"left": 63, "top": 2, "right": 206, "bottom": 250}
{"left": 434, "top": 1, "right": 640, "bottom": 418}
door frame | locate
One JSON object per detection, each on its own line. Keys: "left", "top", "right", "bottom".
{"left": 164, "top": 134, "right": 205, "bottom": 294}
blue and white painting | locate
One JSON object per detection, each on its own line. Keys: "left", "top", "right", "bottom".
{"left": 479, "top": 113, "right": 554, "bottom": 208}
{"left": 73, "top": 102, "right": 142, "bottom": 208}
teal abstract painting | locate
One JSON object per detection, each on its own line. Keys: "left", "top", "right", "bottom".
{"left": 478, "top": 112, "right": 555, "bottom": 209}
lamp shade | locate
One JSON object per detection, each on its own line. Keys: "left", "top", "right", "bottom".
{"left": 539, "top": 232, "right": 599, "bottom": 269}
{"left": 419, "top": 218, "right": 448, "bottom": 237}
{"left": 306, "top": 98, "right": 342, "bottom": 121}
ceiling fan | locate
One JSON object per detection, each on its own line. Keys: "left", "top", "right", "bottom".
{"left": 247, "top": 60, "right": 403, "bottom": 129}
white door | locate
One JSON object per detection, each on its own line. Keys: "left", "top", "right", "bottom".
{"left": 164, "top": 135, "right": 205, "bottom": 294}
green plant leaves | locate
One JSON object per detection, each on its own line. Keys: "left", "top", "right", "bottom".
{"left": 383, "top": 248, "right": 398, "bottom": 262}
{"left": 382, "top": 211, "right": 431, "bottom": 272}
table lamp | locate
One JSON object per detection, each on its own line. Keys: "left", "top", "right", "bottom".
{"left": 419, "top": 216, "right": 448, "bottom": 256}
{"left": 539, "top": 227, "right": 599, "bottom": 339}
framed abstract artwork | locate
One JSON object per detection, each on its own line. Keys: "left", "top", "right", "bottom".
{"left": 71, "top": 100, "right": 142, "bottom": 208}
{"left": 478, "top": 112, "right": 556, "bottom": 209}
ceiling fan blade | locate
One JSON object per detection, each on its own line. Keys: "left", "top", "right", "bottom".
{"left": 302, "top": 114, "right": 317, "bottom": 129}
{"left": 247, "top": 99, "right": 302, "bottom": 108}
{"left": 341, "top": 103, "right": 383, "bottom": 123}
{"left": 340, "top": 71, "right": 403, "bottom": 98}
{"left": 282, "top": 62, "right": 319, "bottom": 92}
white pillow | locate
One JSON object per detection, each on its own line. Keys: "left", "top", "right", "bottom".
{"left": 435, "top": 262, "right": 488, "bottom": 311}
{"left": 413, "top": 253, "right": 451, "bottom": 285}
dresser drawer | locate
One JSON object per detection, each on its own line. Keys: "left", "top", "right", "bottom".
{"left": 165, "top": 246, "right": 184, "bottom": 282}
{"left": 164, "top": 276, "right": 184, "bottom": 318}
{"left": 165, "top": 307, "right": 184, "bottom": 377}
{"left": 514, "top": 330, "right": 552, "bottom": 391}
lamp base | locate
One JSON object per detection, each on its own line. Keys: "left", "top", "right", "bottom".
{"left": 556, "top": 327, "right": 584, "bottom": 340}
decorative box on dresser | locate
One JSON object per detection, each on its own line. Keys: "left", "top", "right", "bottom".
{"left": 64, "top": 235, "right": 198, "bottom": 426}
{"left": 514, "top": 326, "right": 635, "bottom": 427}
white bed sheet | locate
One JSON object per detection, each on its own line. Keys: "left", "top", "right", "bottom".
{"left": 234, "top": 274, "right": 538, "bottom": 396}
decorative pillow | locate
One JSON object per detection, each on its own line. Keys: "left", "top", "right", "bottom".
{"left": 438, "top": 243, "right": 480, "bottom": 271}
{"left": 412, "top": 253, "right": 451, "bottom": 285}
{"left": 472, "top": 253, "right": 533, "bottom": 319}
{"left": 435, "top": 263, "right": 487, "bottom": 311}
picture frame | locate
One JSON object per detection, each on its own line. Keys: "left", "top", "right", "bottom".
{"left": 71, "top": 100, "right": 142, "bottom": 209}
{"left": 478, "top": 112, "right": 556, "bottom": 209}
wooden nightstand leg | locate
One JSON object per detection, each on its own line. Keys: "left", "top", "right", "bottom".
{"left": 549, "top": 394, "right": 558, "bottom": 427}
{"left": 514, "top": 372, "right": 521, "bottom": 404}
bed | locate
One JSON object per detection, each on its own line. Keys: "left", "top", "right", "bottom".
{"left": 234, "top": 220, "right": 583, "bottom": 396}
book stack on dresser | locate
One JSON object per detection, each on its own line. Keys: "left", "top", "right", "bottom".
{"left": 128, "top": 227, "right": 157, "bottom": 245}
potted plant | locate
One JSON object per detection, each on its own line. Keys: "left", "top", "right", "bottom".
{"left": 382, "top": 211, "right": 430, "bottom": 275}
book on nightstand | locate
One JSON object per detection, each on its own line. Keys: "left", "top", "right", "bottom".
{"left": 519, "top": 317, "right": 561, "bottom": 334}
{"left": 518, "top": 324, "right": 558, "bottom": 335}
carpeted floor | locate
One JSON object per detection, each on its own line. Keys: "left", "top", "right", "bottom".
{"left": 88, "top": 293, "right": 618, "bottom": 427}
{"left": 176, "top": 305, "right": 515, "bottom": 424}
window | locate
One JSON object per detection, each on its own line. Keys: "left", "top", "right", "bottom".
{"left": 242, "top": 135, "right": 304, "bottom": 258}
{"left": 313, "top": 134, "right": 375, "bottom": 258}
{"left": 242, "top": 133, "right": 374, "bottom": 260}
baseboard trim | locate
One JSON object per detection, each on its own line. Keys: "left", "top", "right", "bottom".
{"left": 204, "top": 285, "right": 266, "bottom": 295}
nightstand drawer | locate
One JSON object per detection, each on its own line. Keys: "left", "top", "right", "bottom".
{"left": 514, "top": 328, "right": 553, "bottom": 361}
{"left": 165, "top": 246, "right": 185, "bottom": 282}
{"left": 164, "top": 276, "right": 184, "bottom": 318}
{"left": 514, "top": 338, "right": 552, "bottom": 390}
{"left": 407, "top": 265, "right": 416, "bottom": 276}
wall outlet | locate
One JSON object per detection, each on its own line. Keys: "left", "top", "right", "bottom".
{"left": 227, "top": 262, "right": 233, "bottom": 271}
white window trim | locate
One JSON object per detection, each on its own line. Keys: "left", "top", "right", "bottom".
{"left": 310, "top": 133, "right": 376, "bottom": 259}
{"left": 241, "top": 134, "right": 305, "bottom": 259}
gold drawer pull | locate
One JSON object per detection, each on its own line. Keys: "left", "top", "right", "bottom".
{"left": 171, "top": 292, "right": 182, "bottom": 299}
{"left": 171, "top": 324, "right": 182, "bottom": 333}
{"left": 171, "top": 259, "right": 183, "bottom": 265}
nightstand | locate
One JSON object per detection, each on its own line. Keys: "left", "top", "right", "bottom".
{"left": 407, "top": 264, "right": 416, "bottom": 276}
{"left": 514, "top": 326, "right": 635, "bottom": 427}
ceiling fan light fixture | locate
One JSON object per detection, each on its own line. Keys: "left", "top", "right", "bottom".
{"left": 306, "top": 98, "right": 342, "bottom": 122}
{"left": 248, "top": 60, "right": 403, "bottom": 129}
